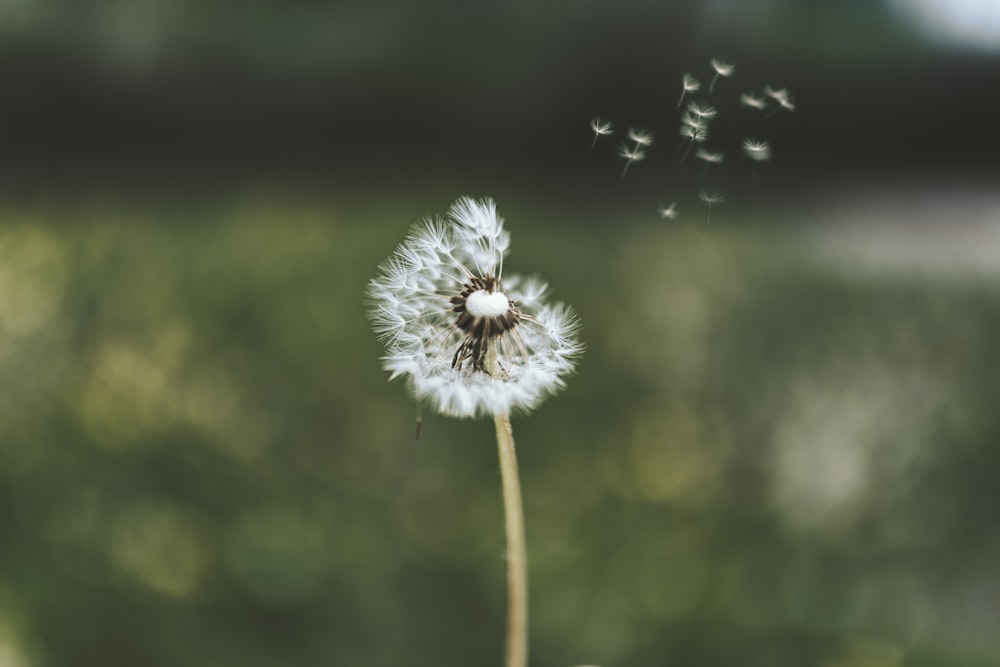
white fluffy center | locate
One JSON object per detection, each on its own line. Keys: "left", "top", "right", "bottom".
{"left": 465, "top": 289, "right": 509, "bottom": 318}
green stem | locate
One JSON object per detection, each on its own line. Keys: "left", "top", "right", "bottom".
{"left": 495, "top": 412, "right": 527, "bottom": 667}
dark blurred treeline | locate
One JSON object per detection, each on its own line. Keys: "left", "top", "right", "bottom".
{"left": 2, "top": 0, "right": 1000, "bottom": 191}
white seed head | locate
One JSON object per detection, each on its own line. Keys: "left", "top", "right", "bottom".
{"left": 465, "top": 289, "right": 510, "bottom": 318}
{"left": 367, "top": 198, "right": 581, "bottom": 418}
{"left": 682, "top": 73, "right": 701, "bottom": 92}
{"left": 740, "top": 93, "right": 766, "bottom": 110}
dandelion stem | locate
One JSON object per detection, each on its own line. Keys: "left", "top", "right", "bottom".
{"left": 494, "top": 410, "right": 528, "bottom": 667}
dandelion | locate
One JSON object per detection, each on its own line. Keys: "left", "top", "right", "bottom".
{"left": 740, "top": 92, "right": 766, "bottom": 110}
{"left": 627, "top": 127, "right": 654, "bottom": 148}
{"left": 618, "top": 144, "right": 646, "bottom": 179}
{"left": 368, "top": 197, "right": 580, "bottom": 418}
{"left": 677, "top": 73, "right": 701, "bottom": 107}
{"left": 368, "top": 197, "right": 581, "bottom": 667}
{"left": 588, "top": 117, "right": 614, "bottom": 150}
{"left": 698, "top": 189, "right": 724, "bottom": 224}
{"left": 657, "top": 203, "right": 678, "bottom": 220}
{"left": 708, "top": 58, "right": 734, "bottom": 93}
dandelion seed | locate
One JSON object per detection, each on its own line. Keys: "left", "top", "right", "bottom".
{"left": 708, "top": 58, "right": 734, "bottom": 93}
{"left": 742, "top": 139, "right": 771, "bottom": 162}
{"left": 695, "top": 149, "right": 724, "bottom": 164}
{"left": 765, "top": 85, "right": 796, "bottom": 112}
{"left": 627, "top": 127, "right": 654, "bottom": 148}
{"left": 657, "top": 203, "right": 678, "bottom": 220}
{"left": 618, "top": 144, "right": 646, "bottom": 179}
{"left": 695, "top": 149, "right": 724, "bottom": 177}
{"left": 740, "top": 93, "right": 766, "bottom": 110}
{"left": 679, "top": 116, "right": 708, "bottom": 161}
{"left": 588, "top": 117, "right": 614, "bottom": 150}
{"left": 687, "top": 102, "right": 718, "bottom": 121}
{"left": 698, "top": 189, "right": 724, "bottom": 224}
{"left": 367, "top": 197, "right": 581, "bottom": 418}
{"left": 677, "top": 73, "right": 701, "bottom": 107}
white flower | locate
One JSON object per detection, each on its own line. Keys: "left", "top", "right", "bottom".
{"left": 368, "top": 197, "right": 581, "bottom": 418}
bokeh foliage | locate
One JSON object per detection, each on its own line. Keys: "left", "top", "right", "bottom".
{"left": 1, "top": 191, "right": 999, "bottom": 666}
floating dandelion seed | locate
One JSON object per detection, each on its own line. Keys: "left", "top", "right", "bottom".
{"left": 627, "top": 127, "right": 654, "bottom": 147}
{"left": 588, "top": 117, "right": 613, "bottom": 150}
{"left": 742, "top": 138, "right": 771, "bottom": 162}
{"left": 679, "top": 115, "right": 708, "bottom": 161}
{"left": 695, "top": 148, "right": 724, "bottom": 176}
{"left": 708, "top": 58, "right": 734, "bottom": 93}
{"left": 740, "top": 92, "right": 766, "bottom": 110}
{"left": 765, "top": 86, "right": 796, "bottom": 113}
{"left": 657, "top": 203, "right": 678, "bottom": 220}
{"left": 367, "top": 197, "right": 581, "bottom": 418}
{"left": 618, "top": 144, "right": 646, "bottom": 179}
{"left": 742, "top": 138, "right": 771, "bottom": 177}
{"left": 698, "top": 189, "right": 724, "bottom": 224}
{"left": 687, "top": 102, "right": 718, "bottom": 121}
{"left": 695, "top": 149, "right": 724, "bottom": 164}
{"left": 677, "top": 73, "right": 701, "bottom": 107}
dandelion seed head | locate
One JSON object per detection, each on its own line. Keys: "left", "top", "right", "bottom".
{"left": 682, "top": 74, "right": 701, "bottom": 92}
{"left": 368, "top": 198, "right": 581, "bottom": 418}
{"left": 740, "top": 93, "right": 766, "bottom": 110}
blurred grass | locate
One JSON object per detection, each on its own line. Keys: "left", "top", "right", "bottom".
{"left": 1, "top": 190, "right": 999, "bottom": 667}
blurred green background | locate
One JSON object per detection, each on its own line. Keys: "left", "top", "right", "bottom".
{"left": 2, "top": 1, "right": 1000, "bottom": 666}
